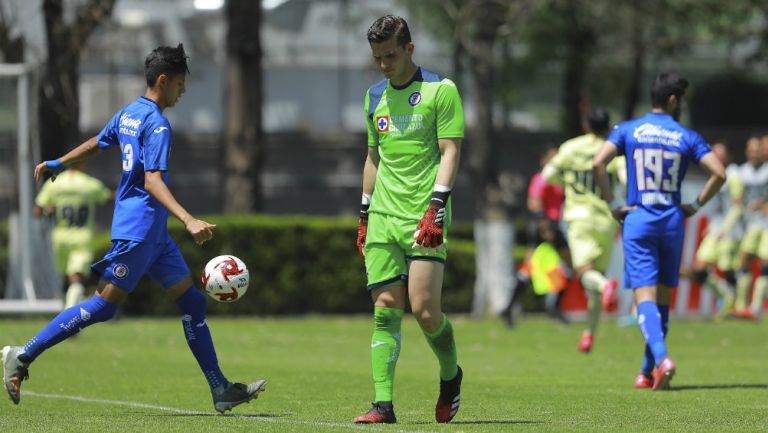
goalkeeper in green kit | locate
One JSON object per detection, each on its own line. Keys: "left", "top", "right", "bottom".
{"left": 354, "top": 15, "right": 464, "bottom": 424}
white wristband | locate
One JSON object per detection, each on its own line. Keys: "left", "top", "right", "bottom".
{"left": 434, "top": 184, "right": 451, "bottom": 193}
{"left": 361, "top": 193, "right": 372, "bottom": 206}
{"left": 689, "top": 199, "right": 701, "bottom": 212}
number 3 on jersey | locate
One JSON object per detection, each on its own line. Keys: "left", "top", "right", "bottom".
{"left": 121, "top": 142, "right": 134, "bottom": 172}
{"left": 633, "top": 148, "right": 680, "bottom": 191}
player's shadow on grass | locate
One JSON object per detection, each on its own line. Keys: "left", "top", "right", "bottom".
{"left": 413, "top": 420, "right": 543, "bottom": 425}
{"left": 671, "top": 384, "right": 768, "bottom": 391}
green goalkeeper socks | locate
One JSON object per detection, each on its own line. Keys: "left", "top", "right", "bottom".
{"left": 371, "top": 307, "right": 403, "bottom": 402}
{"left": 421, "top": 314, "right": 458, "bottom": 381}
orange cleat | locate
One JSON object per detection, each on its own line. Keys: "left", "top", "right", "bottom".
{"left": 354, "top": 402, "right": 396, "bottom": 424}
{"left": 733, "top": 308, "right": 758, "bottom": 321}
{"left": 652, "top": 358, "right": 676, "bottom": 391}
{"left": 577, "top": 333, "right": 593, "bottom": 353}
{"left": 602, "top": 278, "right": 619, "bottom": 312}
{"left": 634, "top": 371, "right": 653, "bottom": 389}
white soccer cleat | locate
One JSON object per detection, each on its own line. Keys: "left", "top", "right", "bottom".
{"left": 212, "top": 379, "right": 267, "bottom": 413}
{"left": 2, "top": 346, "right": 29, "bottom": 405}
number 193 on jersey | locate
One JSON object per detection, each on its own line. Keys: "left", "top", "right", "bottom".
{"left": 633, "top": 148, "right": 681, "bottom": 206}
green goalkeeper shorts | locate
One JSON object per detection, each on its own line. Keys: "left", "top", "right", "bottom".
{"left": 364, "top": 212, "right": 449, "bottom": 290}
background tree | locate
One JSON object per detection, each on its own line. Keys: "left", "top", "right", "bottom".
{"left": 223, "top": 0, "right": 264, "bottom": 212}
{"left": 0, "top": 3, "right": 24, "bottom": 63}
{"left": 402, "top": 0, "right": 533, "bottom": 215}
{"left": 39, "top": 0, "right": 115, "bottom": 161}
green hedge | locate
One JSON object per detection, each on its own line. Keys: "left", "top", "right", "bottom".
{"left": 80, "top": 215, "right": 477, "bottom": 316}
{"left": 0, "top": 216, "right": 547, "bottom": 316}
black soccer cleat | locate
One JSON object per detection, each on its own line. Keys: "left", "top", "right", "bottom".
{"left": 435, "top": 365, "right": 462, "bottom": 423}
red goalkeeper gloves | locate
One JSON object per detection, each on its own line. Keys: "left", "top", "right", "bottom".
{"left": 356, "top": 195, "right": 371, "bottom": 257}
{"left": 413, "top": 189, "right": 449, "bottom": 250}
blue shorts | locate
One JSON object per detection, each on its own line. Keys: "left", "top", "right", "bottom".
{"left": 91, "top": 235, "right": 190, "bottom": 292}
{"left": 622, "top": 206, "right": 685, "bottom": 289}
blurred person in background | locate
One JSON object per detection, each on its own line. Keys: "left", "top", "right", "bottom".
{"left": 688, "top": 141, "right": 742, "bottom": 321}
{"left": 543, "top": 107, "right": 625, "bottom": 353}
{"left": 34, "top": 160, "right": 112, "bottom": 310}
{"left": 526, "top": 147, "right": 565, "bottom": 242}
{"left": 733, "top": 135, "right": 768, "bottom": 320}
{"left": 355, "top": 15, "right": 464, "bottom": 424}
{"left": 522, "top": 147, "right": 570, "bottom": 323}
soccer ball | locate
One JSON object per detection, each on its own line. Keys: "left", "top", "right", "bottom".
{"left": 202, "top": 255, "right": 249, "bottom": 302}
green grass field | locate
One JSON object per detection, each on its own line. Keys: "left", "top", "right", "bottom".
{"left": 0, "top": 315, "right": 765, "bottom": 432}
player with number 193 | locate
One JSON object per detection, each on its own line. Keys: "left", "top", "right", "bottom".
{"left": 592, "top": 73, "right": 726, "bottom": 391}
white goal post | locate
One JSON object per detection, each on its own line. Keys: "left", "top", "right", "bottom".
{"left": 0, "top": 62, "right": 63, "bottom": 313}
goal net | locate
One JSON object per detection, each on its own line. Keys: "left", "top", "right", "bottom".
{"left": 0, "top": 63, "right": 62, "bottom": 313}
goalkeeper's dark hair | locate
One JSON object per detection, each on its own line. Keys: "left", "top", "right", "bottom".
{"left": 650, "top": 72, "right": 688, "bottom": 108}
{"left": 144, "top": 43, "right": 190, "bottom": 88}
{"left": 367, "top": 15, "right": 411, "bottom": 47}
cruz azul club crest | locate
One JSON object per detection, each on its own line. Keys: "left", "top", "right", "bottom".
{"left": 409, "top": 91, "right": 422, "bottom": 106}
{"left": 376, "top": 115, "right": 389, "bottom": 132}
{"left": 113, "top": 263, "right": 129, "bottom": 279}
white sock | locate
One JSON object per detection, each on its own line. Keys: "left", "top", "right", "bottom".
{"left": 750, "top": 276, "right": 767, "bottom": 313}
{"left": 65, "top": 282, "right": 85, "bottom": 309}
{"left": 581, "top": 269, "right": 607, "bottom": 294}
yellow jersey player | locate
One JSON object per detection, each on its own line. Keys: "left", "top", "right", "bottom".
{"left": 733, "top": 135, "right": 768, "bottom": 320}
{"left": 690, "top": 142, "right": 743, "bottom": 321}
{"left": 34, "top": 161, "right": 111, "bottom": 309}
{"left": 543, "top": 107, "right": 626, "bottom": 353}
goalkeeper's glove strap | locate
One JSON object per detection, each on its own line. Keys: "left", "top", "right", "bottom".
{"left": 430, "top": 189, "right": 450, "bottom": 209}
{"left": 429, "top": 189, "right": 450, "bottom": 226}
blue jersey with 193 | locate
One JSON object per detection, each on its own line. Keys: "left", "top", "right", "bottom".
{"left": 607, "top": 112, "right": 711, "bottom": 213}
{"left": 96, "top": 96, "right": 172, "bottom": 243}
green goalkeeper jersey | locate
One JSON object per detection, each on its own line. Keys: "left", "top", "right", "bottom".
{"left": 35, "top": 170, "right": 111, "bottom": 245}
{"left": 365, "top": 67, "right": 464, "bottom": 223}
{"left": 545, "top": 133, "right": 626, "bottom": 226}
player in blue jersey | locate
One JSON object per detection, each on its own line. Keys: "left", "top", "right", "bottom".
{"left": 2, "top": 44, "right": 266, "bottom": 412}
{"left": 593, "top": 73, "right": 726, "bottom": 391}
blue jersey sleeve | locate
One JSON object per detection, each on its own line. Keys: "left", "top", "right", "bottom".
{"left": 96, "top": 112, "right": 120, "bottom": 149}
{"left": 606, "top": 123, "right": 627, "bottom": 155}
{"left": 688, "top": 131, "right": 711, "bottom": 162}
{"left": 143, "top": 118, "right": 172, "bottom": 172}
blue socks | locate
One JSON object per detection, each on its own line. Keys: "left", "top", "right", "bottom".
{"left": 18, "top": 288, "right": 228, "bottom": 393}
{"left": 19, "top": 295, "right": 117, "bottom": 363}
{"left": 638, "top": 301, "right": 669, "bottom": 374}
{"left": 175, "top": 287, "right": 228, "bottom": 391}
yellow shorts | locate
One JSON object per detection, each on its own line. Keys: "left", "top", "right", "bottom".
{"left": 760, "top": 230, "right": 768, "bottom": 261}
{"left": 566, "top": 220, "right": 616, "bottom": 272}
{"left": 54, "top": 240, "right": 94, "bottom": 277}
{"left": 696, "top": 234, "right": 739, "bottom": 271}
{"left": 740, "top": 228, "right": 768, "bottom": 260}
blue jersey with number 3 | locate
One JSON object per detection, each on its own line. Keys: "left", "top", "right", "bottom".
{"left": 607, "top": 112, "right": 711, "bottom": 213}
{"left": 96, "top": 96, "right": 172, "bottom": 243}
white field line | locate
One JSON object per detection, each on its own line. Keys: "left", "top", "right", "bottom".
{"left": 22, "top": 391, "right": 439, "bottom": 433}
